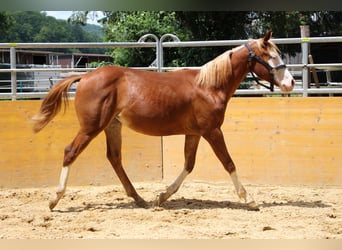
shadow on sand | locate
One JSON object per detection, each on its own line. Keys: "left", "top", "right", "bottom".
{"left": 53, "top": 197, "right": 331, "bottom": 213}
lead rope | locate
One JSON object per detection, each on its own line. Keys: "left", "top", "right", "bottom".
{"left": 247, "top": 58, "right": 274, "bottom": 92}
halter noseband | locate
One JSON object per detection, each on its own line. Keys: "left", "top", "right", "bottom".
{"left": 245, "top": 43, "right": 287, "bottom": 92}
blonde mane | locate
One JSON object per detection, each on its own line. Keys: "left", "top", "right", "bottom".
{"left": 195, "top": 39, "right": 279, "bottom": 89}
{"left": 195, "top": 50, "right": 232, "bottom": 88}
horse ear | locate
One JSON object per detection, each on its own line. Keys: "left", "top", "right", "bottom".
{"left": 263, "top": 30, "right": 273, "bottom": 43}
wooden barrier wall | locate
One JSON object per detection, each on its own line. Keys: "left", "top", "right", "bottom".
{"left": 0, "top": 97, "right": 341, "bottom": 188}
{"left": 164, "top": 97, "right": 342, "bottom": 185}
{"left": 0, "top": 101, "right": 162, "bottom": 188}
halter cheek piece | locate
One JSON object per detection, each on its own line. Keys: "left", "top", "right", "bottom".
{"left": 245, "top": 43, "right": 287, "bottom": 92}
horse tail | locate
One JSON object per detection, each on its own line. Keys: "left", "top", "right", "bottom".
{"left": 31, "top": 75, "right": 82, "bottom": 133}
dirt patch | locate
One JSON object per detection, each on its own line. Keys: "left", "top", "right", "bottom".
{"left": 0, "top": 181, "right": 341, "bottom": 239}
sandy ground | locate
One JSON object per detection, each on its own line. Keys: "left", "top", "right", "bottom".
{"left": 0, "top": 181, "right": 341, "bottom": 239}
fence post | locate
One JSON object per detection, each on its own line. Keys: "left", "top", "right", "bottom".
{"left": 10, "top": 46, "right": 17, "bottom": 100}
{"left": 138, "top": 34, "right": 160, "bottom": 71}
{"left": 159, "top": 34, "right": 180, "bottom": 71}
{"left": 300, "top": 25, "right": 310, "bottom": 97}
{"left": 158, "top": 34, "right": 181, "bottom": 180}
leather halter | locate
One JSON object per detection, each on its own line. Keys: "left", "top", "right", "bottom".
{"left": 245, "top": 43, "right": 287, "bottom": 92}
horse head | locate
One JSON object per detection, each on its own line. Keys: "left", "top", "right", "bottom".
{"left": 246, "top": 31, "right": 295, "bottom": 92}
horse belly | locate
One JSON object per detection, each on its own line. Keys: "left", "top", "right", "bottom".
{"left": 117, "top": 112, "right": 192, "bottom": 136}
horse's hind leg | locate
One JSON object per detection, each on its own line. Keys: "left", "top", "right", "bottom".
{"left": 49, "top": 165, "right": 69, "bottom": 210}
{"left": 104, "top": 118, "right": 148, "bottom": 208}
{"left": 49, "top": 130, "right": 95, "bottom": 210}
{"left": 156, "top": 135, "right": 201, "bottom": 206}
{"left": 203, "top": 128, "right": 259, "bottom": 210}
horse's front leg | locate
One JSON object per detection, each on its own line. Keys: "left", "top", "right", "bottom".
{"left": 203, "top": 128, "right": 259, "bottom": 211}
{"left": 105, "top": 118, "right": 148, "bottom": 208}
{"left": 156, "top": 135, "right": 201, "bottom": 206}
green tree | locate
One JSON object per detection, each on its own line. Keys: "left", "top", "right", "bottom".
{"left": 247, "top": 11, "right": 342, "bottom": 37}
{"left": 174, "top": 12, "right": 249, "bottom": 66}
{"left": 247, "top": 12, "right": 301, "bottom": 38}
{"left": 98, "top": 11, "right": 250, "bottom": 67}
{"left": 309, "top": 11, "right": 342, "bottom": 36}
{"left": 70, "top": 11, "right": 342, "bottom": 67}
{"left": 1, "top": 11, "right": 104, "bottom": 53}
{"left": 102, "top": 11, "right": 187, "bottom": 67}
{"left": 0, "top": 12, "right": 12, "bottom": 39}
{"left": 33, "top": 18, "right": 70, "bottom": 43}
{"left": 246, "top": 11, "right": 342, "bottom": 55}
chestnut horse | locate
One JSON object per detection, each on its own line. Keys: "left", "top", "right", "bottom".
{"left": 32, "top": 31, "right": 294, "bottom": 211}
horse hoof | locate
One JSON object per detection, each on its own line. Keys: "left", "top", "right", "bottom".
{"left": 49, "top": 200, "right": 57, "bottom": 211}
{"left": 247, "top": 201, "right": 260, "bottom": 211}
{"left": 154, "top": 193, "right": 167, "bottom": 207}
{"left": 136, "top": 199, "right": 149, "bottom": 208}
{"left": 153, "top": 195, "right": 161, "bottom": 207}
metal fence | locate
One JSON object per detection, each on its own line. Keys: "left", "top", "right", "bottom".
{"left": 1, "top": 34, "right": 342, "bottom": 100}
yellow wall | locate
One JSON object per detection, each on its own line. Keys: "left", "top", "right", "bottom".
{"left": 164, "top": 97, "right": 342, "bottom": 185}
{"left": 1, "top": 97, "right": 341, "bottom": 188}
{"left": 0, "top": 101, "right": 162, "bottom": 188}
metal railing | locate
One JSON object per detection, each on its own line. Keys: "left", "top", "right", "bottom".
{"left": 1, "top": 35, "right": 342, "bottom": 100}
{"left": 161, "top": 36, "right": 342, "bottom": 97}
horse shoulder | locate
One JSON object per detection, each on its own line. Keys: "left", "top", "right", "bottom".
{"left": 191, "top": 88, "right": 228, "bottom": 131}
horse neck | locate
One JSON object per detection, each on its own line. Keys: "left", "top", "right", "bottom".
{"left": 224, "top": 46, "right": 249, "bottom": 99}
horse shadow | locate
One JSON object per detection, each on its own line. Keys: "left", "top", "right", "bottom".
{"left": 53, "top": 197, "right": 331, "bottom": 213}
{"left": 54, "top": 201, "right": 139, "bottom": 213}
{"left": 155, "top": 198, "right": 331, "bottom": 210}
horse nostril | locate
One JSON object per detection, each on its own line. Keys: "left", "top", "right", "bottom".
{"left": 291, "top": 79, "right": 295, "bottom": 86}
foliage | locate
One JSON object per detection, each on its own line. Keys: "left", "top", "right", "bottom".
{"left": 102, "top": 11, "right": 188, "bottom": 67}
{"left": 246, "top": 11, "right": 342, "bottom": 56}
{"left": 309, "top": 11, "right": 342, "bottom": 36}
{"left": 94, "top": 11, "right": 252, "bottom": 67}
{"left": 0, "top": 11, "right": 104, "bottom": 53}
{"left": 174, "top": 12, "right": 249, "bottom": 66}
{"left": 96, "top": 11, "right": 342, "bottom": 67}
{"left": 0, "top": 12, "right": 12, "bottom": 39}
{"left": 3, "top": 11, "right": 341, "bottom": 67}
{"left": 247, "top": 11, "right": 342, "bottom": 38}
